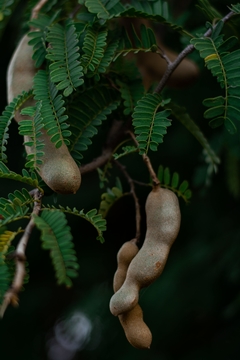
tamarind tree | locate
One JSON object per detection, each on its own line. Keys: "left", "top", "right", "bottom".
{"left": 0, "top": 0, "right": 240, "bottom": 358}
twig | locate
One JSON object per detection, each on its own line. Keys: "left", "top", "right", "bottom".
{"left": 126, "top": 130, "right": 160, "bottom": 187}
{"left": 80, "top": 120, "right": 127, "bottom": 175}
{"left": 154, "top": 10, "right": 235, "bottom": 94}
{"left": 80, "top": 148, "right": 113, "bottom": 175}
{"left": 0, "top": 189, "right": 43, "bottom": 317}
{"left": 142, "top": 154, "right": 160, "bottom": 187}
{"left": 114, "top": 160, "right": 141, "bottom": 242}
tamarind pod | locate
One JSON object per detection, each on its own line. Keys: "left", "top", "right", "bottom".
{"left": 113, "top": 239, "right": 139, "bottom": 292}
{"left": 7, "top": 34, "right": 81, "bottom": 194}
{"left": 110, "top": 187, "right": 181, "bottom": 316}
{"left": 119, "top": 304, "right": 152, "bottom": 349}
{"left": 113, "top": 240, "right": 152, "bottom": 349}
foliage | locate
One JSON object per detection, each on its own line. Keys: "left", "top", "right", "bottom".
{"left": 157, "top": 165, "right": 192, "bottom": 202}
{"left": 191, "top": 23, "right": 240, "bottom": 134}
{"left": 33, "top": 210, "right": 79, "bottom": 287}
{"left": 132, "top": 93, "right": 172, "bottom": 155}
{"left": 0, "top": 3, "right": 239, "bottom": 356}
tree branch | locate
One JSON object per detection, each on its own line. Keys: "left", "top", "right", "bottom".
{"left": 80, "top": 119, "right": 128, "bottom": 175}
{"left": 0, "top": 189, "right": 43, "bottom": 317}
{"left": 154, "top": 10, "right": 235, "bottom": 94}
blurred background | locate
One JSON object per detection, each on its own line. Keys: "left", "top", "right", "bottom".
{"left": 0, "top": 0, "right": 240, "bottom": 359}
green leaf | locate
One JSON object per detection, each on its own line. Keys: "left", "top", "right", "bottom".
{"left": 33, "top": 70, "right": 71, "bottom": 147}
{"left": 33, "top": 210, "right": 79, "bottom": 287}
{"left": 84, "top": 0, "right": 124, "bottom": 19}
{"left": 0, "top": 91, "right": 33, "bottom": 163}
{"left": 28, "top": 12, "right": 60, "bottom": 67}
{"left": 132, "top": 93, "right": 172, "bottom": 155}
{"left": 68, "top": 85, "right": 120, "bottom": 164}
{"left": 99, "top": 178, "right": 124, "bottom": 218}
{"left": 46, "top": 21, "right": 84, "bottom": 95}
{"left": 114, "top": 24, "right": 158, "bottom": 61}
{"left": 18, "top": 102, "right": 45, "bottom": 172}
{"left": 81, "top": 25, "right": 108, "bottom": 74}
{"left": 0, "top": 162, "right": 39, "bottom": 188}
{"left": 42, "top": 205, "right": 107, "bottom": 243}
{"left": 191, "top": 35, "right": 240, "bottom": 133}
{"left": 157, "top": 165, "right": 192, "bottom": 202}
{"left": 169, "top": 102, "right": 220, "bottom": 172}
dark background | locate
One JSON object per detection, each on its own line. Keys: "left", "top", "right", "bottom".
{"left": 0, "top": 1, "right": 240, "bottom": 359}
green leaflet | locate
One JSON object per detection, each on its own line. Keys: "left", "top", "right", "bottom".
{"left": 0, "top": 230, "right": 18, "bottom": 254}
{"left": 196, "top": 0, "right": 222, "bottom": 22}
{"left": 91, "top": 37, "right": 120, "bottom": 80}
{"left": 81, "top": 25, "right": 108, "bottom": 74}
{"left": 68, "top": 85, "right": 120, "bottom": 164}
{"left": 113, "top": 146, "right": 137, "bottom": 160}
{"left": 117, "top": 79, "right": 145, "bottom": 115}
{"left": 132, "top": 93, "right": 172, "bottom": 155}
{"left": 46, "top": 22, "right": 84, "bottom": 96}
{"left": 114, "top": 24, "right": 158, "bottom": 61}
{"left": 117, "top": 1, "right": 192, "bottom": 38}
{"left": 229, "top": 4, "right": 240, "bottom": 13}
{"left": 0, "top": 91, "right": 33, "bottom": 163}
{"left": 42, "top": 205, "right": 107, "bottom": 243}
{"left": 99, "top": 178, "right": 123, "bottom": 218}
{"left": 157, "top": 165, "right": 192, "bottom": 202}
{"left": 169, "top": 102, "right": 220, "bottom": 172}
{"left": 0, "top": 161, "right": 39, "bottom": 188}
{"left": 33, "top": 210, "right": 79, "bottom": 287}
{"left": 0, "top": 188, "right": 33, "bottom": 222}
{"left": 191, "top": 32, "right": 240, "bottom": 134}
{"left": 84, "top": 0, "right": 125, "bottom": 19}
{"left": 18, "top": 102, "right": 45, "bottom": 172}
{"left": 28, "top": 12, "right": 60, "bottom": 67}
{"left": 33, "top": 70, "right": 71, "bottom": 148}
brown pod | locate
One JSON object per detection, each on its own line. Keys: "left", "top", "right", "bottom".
{"left": 110, "top": 187, "right": 181, "bottom": 316}
{"left": 113, "top": 240, "right": 152, "bottom": 349}
{"left": 7, "top": 34, "right": 81, "bottom": 194}
{"left": 113, "top": 240, "right": 139, "bottom": 292}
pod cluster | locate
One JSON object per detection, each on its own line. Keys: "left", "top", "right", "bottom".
{"left": 110, "top": 186, "right": 181, "bottom": 349}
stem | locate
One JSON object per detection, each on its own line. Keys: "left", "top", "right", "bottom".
{"left": 114, "top": 160, "right": 141, "bottom": 242}
{"left": 126, "top": 131, "right": 160, "bottom": 187}
{"left": 142, "top": 154, "right": 160, "bottom": 187}
{"left": 80, "top": 120, "right": 127, "bottom": 175}
{"left": 0, "top": 189, "right": 43, "bottom": 317}
{"left": 154, "top": 10, "right": 235, "bottom": 94}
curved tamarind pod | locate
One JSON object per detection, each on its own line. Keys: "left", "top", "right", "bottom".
{"left": 113, "top": 240, "right": 152, "bottom": 349}
{"left": 110, "top": 186, "right": 181, "bottom": 316}
{"left": 7, "top": 34, "right": 81, "bottom": 194}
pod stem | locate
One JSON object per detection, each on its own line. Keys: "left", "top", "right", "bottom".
{"left": 126, "top": 131, "right": 160, "bottom": 188}
{"left": 114, "top": 160, "right": 141, "bottom": 242}
{"left": 0, "top": 189, "right": 43, "bottom": 318}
